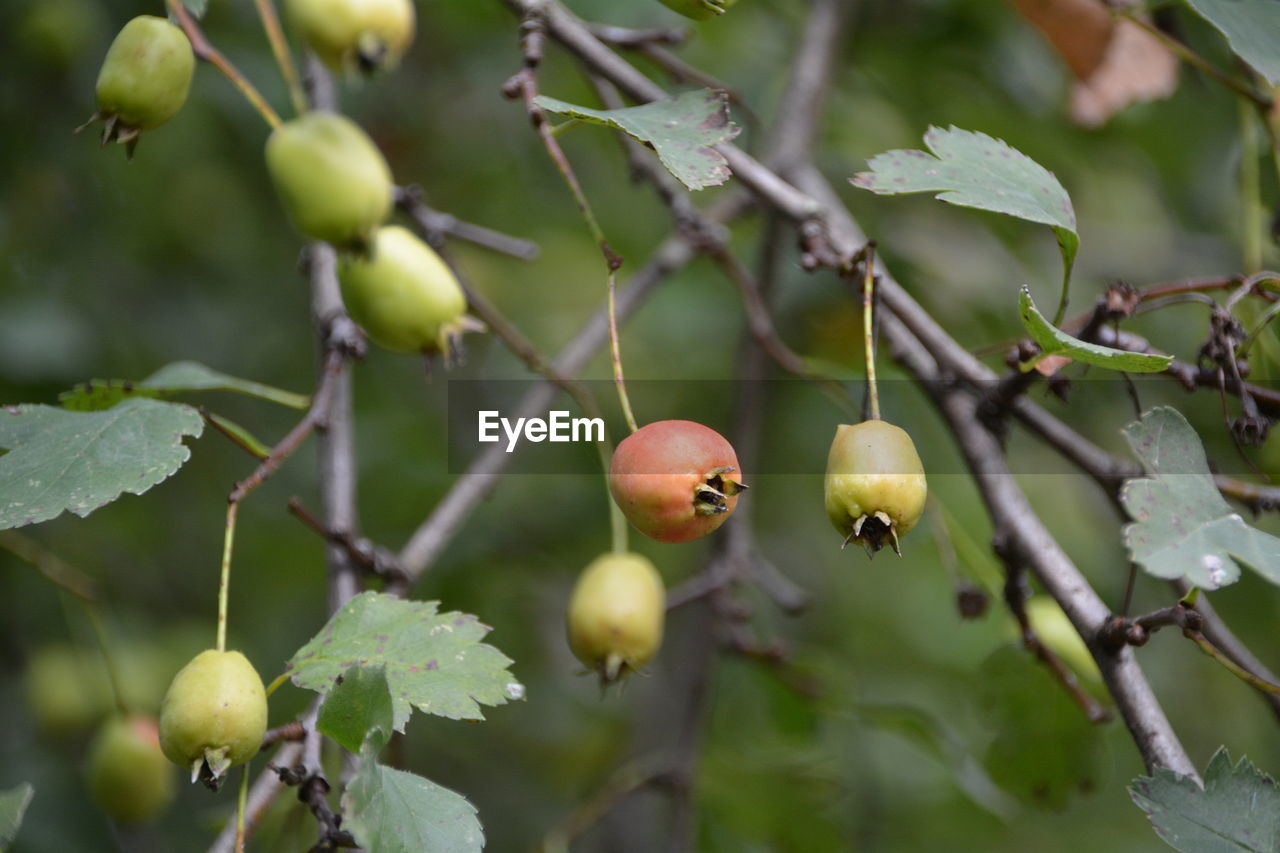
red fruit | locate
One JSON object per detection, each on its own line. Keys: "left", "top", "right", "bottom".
{"left": 608, "top": 420, "right": 746, "bottom": 543}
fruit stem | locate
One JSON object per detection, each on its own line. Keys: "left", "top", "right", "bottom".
{"left": 251, "top": 0, "right": 308, "bottom": 118}
{"left": 165, "top": 0, "right": 283, "bottom": 129}
{"left": 263, "top": 670, "right": 291, "bottom": 698}
{"left": 593, "top": 440, "right": 629, "bottom": 554}
{"left": 235, "top": 764, "right": 250, "bottom": 852}
{"left": 607, "top": 268, "right": 639, "bottom": 434}
{"left": 217, "top": 501, "right": 240, "bottom": 654}
{"left": 861, "top": 245, "right": 881, "bottom": 421}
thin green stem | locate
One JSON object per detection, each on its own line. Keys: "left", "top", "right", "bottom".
{"left": 166, "top": 0, "right": 283, "bottom": 129}
{"left": 1188, "top": 631, "right": 1280, "bottom": 694}
{"left": 1240, "top": 100, "right": 1263, "bottom": 274}
{"left": 217, "top": 501, "right": 239, "bottom": 653}
{"left": 607, "top": 268, "right": 639, "bottom": 434}
{"left": 264, "top": 670, "right": 291, "bottom": 698}
{"left": 1051, "top": 250, "right": 1075, "bottom": 327}
{"left": 235, "top": 763, "right": 250, "bottom": 852}
{"left": 1238, "top": 299, "right": 1280, "bottom": 359}
{"left": 591, "top": 437, "right": 629, "bottom": 554}
{"left": 862, "top": 248, "right": 880, "bottom": 421}
{"left": 85, "top": 605, "right": 129, "bottom": 716}
{"left": 252, "top": 0, "right": 308, "bottom": 117}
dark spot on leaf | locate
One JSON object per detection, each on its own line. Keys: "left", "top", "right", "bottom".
{"left": 426, "top": 660, "right": 439, "bottom": 670}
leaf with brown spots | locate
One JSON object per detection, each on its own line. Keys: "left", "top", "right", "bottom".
{"left": 533, "top": 89, "right": 739, "bottom": 191}
{"left": 287, "top": 592, "right": 524, "bottom": 730}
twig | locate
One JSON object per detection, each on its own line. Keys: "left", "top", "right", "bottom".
{"left": 225, "top": 348, "right": 347, "bottom": 506}
{"left": 999, "top": 548, "right": 1112, "bottom": 724}
{"left": 165, "top": 0, "right": 282, "bottom": 128}
{"left": 262, "top": 721, "right": 308, "bottom": 748}
{"left": 288, "top": 498, "right": 407, "bottom": 583}
{"left": 395, "top": 186, "right": 541, "bottom": 259}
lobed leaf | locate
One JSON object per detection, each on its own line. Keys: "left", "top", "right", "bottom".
{"left": 343, "top": 743, "right": 483, "bottom": 853}
{"left": 1120, "top": 407, "right": 1280, "bottom": 589}
{"left": 1130, "top": 747, "right": 1280, "bottom": 852}
{"left": 287, "top": 591, "right": 524, "bottom": 730}
{"left": 533, "top": 89, "right": 739, "bottom": 191}
{"left": 0, "top": 399, "right": 203, "bottom": 530}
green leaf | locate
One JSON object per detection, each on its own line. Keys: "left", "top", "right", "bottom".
{"left": 1184, "top": 0, "right": 1280, "bottom": 86}
{"left": 343, "top": 744, "right": 483, "bottom": 853}
{"left": 1018, "top": 287, "right": 1174, "bottom": 373}
{"left": 1130, "top": 747, "right": 1280, "bottom": 852}
{"left": 60, "top": 360, "right": 309, "bottom": 411}
{"left": 851, "top": 125, "right": 1079, "bottom": 268}
{"left": 533, "top": 89, "right": 739, "bottom": 191}
{"left": 977, "top": 645, "right": 1106, "bottom": 809}
{"left": 1121, "top": 407, "right": 1280, "bottom": 589}
{"left": 287, "top": 591, "right": 524, "bottom": 730}
{"left": 317, "top": 664, "right": 395, "bottom": 754}
{"left": 0, "top": 783, "right": 33, "bottom": 851}
{"left": 0, "top": 399, "right": 204, "bottom": 530}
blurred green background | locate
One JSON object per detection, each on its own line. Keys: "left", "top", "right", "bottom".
{"left": 2, "top": 0, "right": 1279, "bottom": 850}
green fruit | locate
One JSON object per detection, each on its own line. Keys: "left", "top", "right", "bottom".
{"left": 24, "top": 643, "right": 111, "bottom": 737}
{"left": 158, "top": 649, "right": 267, "bottom": 784}
{"left": 824, "top": 419, "right": 927, "bottom": 555}
{"left": 1023, "top": 597, "right": 1102, "bottom": 688}
{"left": 656, "top": 0, "right": 738, "bottom": 20}
{"left": 339, "top": 225, "right": 480, "bottom": 356}
{"left": 85, "top": 715, "right": 175, "bottom": 824}
{"left": 285, "top": 0, "right": 415, "bottom": 74}
{"left": 87, "top": 15, "right": 194, "bottom": 154}
{"left": 566, "top": 552, "right": 665, "bottom": 684}
{"left": 265, "top": 112, "right": 393, "bottom": 249}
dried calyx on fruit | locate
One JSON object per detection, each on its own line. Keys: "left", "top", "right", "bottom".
{"left": 339, "top": 225, "right": 483, "bottom": 361}
{"left": 566, "top": 552, "right": 665, "bottom": 685}
{"left": 824, "top": 419, "right": 926, "bottom": 556}
{"left": 81, "top": 15, "right": 194, "bottom": 157}
{"left": 85, "top": 715, "right": 175, "bottom": 825}
{"left": 609, "top": 420, "right": 747, "bottom": 544}
{"left": 158, "top": 649, "right": 267, "bottom": 789}
{"left": 285, "top": 0, "right": 415, "bottom": 75}
{"left": 264, "top": 111, "right": 393, "bottom": 251}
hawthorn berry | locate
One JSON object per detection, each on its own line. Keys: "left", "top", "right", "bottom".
{"left": 265, "top": 111, "right": 393, "bottom": 250}
{"left": 84, "top": 15, "right": 194, "bottom": 156}
{"left": 609, "top": 420, "right": 746, "bottom": 544}
{"left": 824, "top": 419, "right": 926, "bottom": 555}
{"left": 85, "top": 715, "right": 175, "bottom": 824}
{"left": 566, "top": 552, "right": 665, "bottom": 684}
{"left": 285, "top": 0, "right": 415, "bottom": 74}
{"left": 338, "top": 225, "right": 481, "bottom": 358}
{"left": 158, "top": 649, "right": 267, "bottom": 786}
{"left": 24, "top": 643, "right": 111, "bottom": 737}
